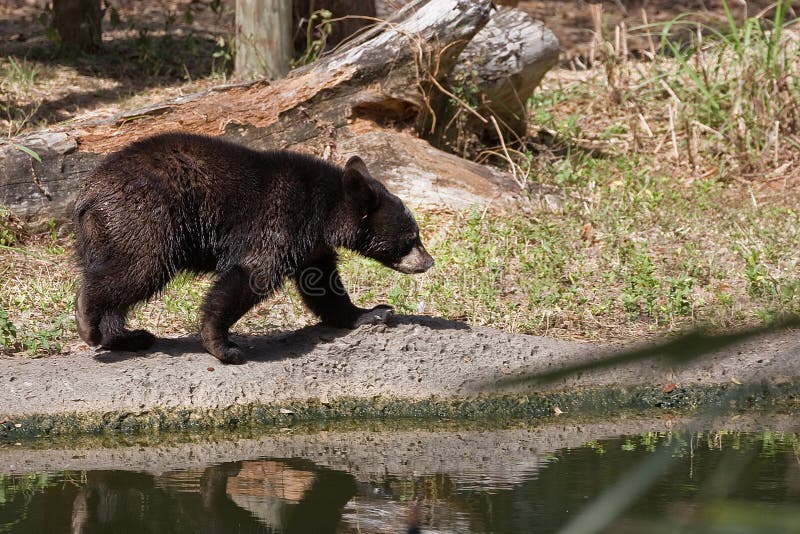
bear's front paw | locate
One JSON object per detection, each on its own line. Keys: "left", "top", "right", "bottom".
{"left": 205, "top": 339, "right": 246, "bottom": 364}
{"left": 354, "top": 305, "right": 394, "bottom": 327}
{"left": 218, "top": 345, "right": 246, "bottom": 365}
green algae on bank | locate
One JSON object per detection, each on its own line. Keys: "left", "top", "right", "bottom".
{"left": 4, "top": 381, "right": 799, "bottom": 439}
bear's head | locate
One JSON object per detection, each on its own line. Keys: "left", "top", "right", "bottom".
{"left": 343, "top": 156, "right": 434, "bottom": 274}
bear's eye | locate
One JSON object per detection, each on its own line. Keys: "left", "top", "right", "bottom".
{"left": 401, "top": 234, "right": 418, "bottom": 254}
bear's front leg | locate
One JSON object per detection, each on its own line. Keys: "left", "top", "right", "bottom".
{"left": 201, "top": 265, "right": 266, "bottom": 364}
{"left": 295, "top": 254, "right": 393, "bottom": 329}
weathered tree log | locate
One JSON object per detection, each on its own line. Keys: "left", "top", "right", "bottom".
{"left": 450, "top": 7, "right": 560, "bottom": 139}
{"left": 376, "top": 0, "right": 520, "bottom": 19}
{"left": 377, "top": 2, "right": 559, "bottom": 144}
{"left": 0, "top": 0, "right": 526, "bottom": 228}
{"left": 422, "top": 6, "right": 560, "bottom": 148}
{"left": 338, "top": 126, "right": 514, "bottom": 208}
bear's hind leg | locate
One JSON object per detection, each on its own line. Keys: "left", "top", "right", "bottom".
{"left": 294, "top": 253, "right": 393, "bottom": 329}
{"left": 200, "top": 265, "right": 265, "bottom": 364}
{"left": 99, "top": 314, "right": 156, "bottom": 351}
{"left": 77, "top": 273, "right": 157, "bottom": 351}
{"left": 75, "top": 282, "right": 102, "bottom": 346}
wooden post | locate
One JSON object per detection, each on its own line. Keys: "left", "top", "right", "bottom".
{"left": 53, "top": 0, "right": 102, "bottom": 51}
{"left": 235, "top": 0, "right": 293, "bottom": 80}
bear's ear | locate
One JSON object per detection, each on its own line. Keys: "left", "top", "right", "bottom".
{"left": 344, "top": 155, "right": 371, "bottom": 178}
{"left": 343, "top": 156, "right": 381, "bottom": 213}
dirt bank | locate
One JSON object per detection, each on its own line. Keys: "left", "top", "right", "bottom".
{"left": 1, "top": 316, "right": 799, "bottom": 436}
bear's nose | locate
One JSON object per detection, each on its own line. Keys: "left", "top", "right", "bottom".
{"left": 417, "top": 248, "right": 434, "bottom": 273}
{"left": 393, "top": 244, "right": 434, "bottom": 274}
{"left": 407, "top": 245, "right": 433, "bottom": 274}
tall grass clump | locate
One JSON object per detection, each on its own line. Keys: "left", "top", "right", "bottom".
{"left": 640, "top": 1, "right": 799, "bottom": 174}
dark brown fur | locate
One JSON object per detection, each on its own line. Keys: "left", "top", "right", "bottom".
{"left": 74, "top": 132, "right": 433, "bottom": 363}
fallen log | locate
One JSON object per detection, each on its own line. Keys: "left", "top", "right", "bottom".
{"left": 449, "top": 7, "right": 560, "bottom": 139}
{"left": 376, "top": 2, "right": 560, "bottom": 144}
{"left": 338, "top": 125, "right": 513, "bottom": 208}
{"left": 1, "top": 0, "right": 500, "bottom": 228}
{"left": 421, "top": 6, "right": 560, "bottom": 150}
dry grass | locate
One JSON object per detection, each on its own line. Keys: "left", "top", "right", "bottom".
{"left": 552, "top": 1, "right": 800, "bottom": 181}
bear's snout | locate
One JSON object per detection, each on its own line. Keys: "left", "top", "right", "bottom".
{"left": 393, "top": 244, "right": 434, "bottom": 274}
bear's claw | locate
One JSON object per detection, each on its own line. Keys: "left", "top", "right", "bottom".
{"left": 354, "top": 305, "right": 394, "bottom": 327}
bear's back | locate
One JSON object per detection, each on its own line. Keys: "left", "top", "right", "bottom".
{"left": 75, "top": 133, "right": 347, "bottom": 272}
{"left": 83, "top": 133, "right": 344, "bottom": 213}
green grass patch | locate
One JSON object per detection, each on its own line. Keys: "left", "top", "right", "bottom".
{"left": 335, "top": 157, "right": 798, "bottom": 339}
{"left": 2, "top": 149, "right": 799, "bottom": 356}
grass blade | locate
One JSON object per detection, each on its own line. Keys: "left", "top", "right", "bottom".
{"left": 2, "top": 141, "right": 42, "bottom": 162}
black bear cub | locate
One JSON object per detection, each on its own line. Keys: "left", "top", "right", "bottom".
{"left": 74, "top": 132, "right": 433, "bottom": 364}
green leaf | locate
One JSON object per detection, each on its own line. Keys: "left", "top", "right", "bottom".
{"left": 6, "top": 142, "right": 42, "bottom": 162}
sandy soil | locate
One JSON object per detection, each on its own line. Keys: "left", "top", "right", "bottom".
{"left": 1, "top": 315, "right": 798, "bottom": 425}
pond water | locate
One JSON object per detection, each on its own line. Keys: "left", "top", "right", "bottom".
{"left": 2, "top": 423, "right": 799, "bottom": 533}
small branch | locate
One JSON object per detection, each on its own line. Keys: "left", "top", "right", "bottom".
{"left": 427, "top": 73, "right": 488, "bottom": 124}
{"left": 668, "top": 103, "right": 679, "bottom": 162}
{"left": 489, "top": 115, "right": 526, "bottom": 189}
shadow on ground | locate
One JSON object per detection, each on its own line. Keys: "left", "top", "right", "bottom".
{"left": 92, "top": 314, "right": 471, "bottom": 364}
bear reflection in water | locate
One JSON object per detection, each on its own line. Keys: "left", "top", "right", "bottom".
{"left": 56, "top": 460, "right": 358, "bottom": 533}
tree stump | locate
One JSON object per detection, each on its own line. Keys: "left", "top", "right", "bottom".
{"left": 53, "top": 0, "right": 102, "bottom": 52}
